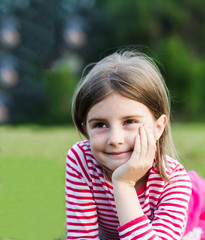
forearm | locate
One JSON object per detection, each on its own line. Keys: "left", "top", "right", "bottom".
{"left": 113, "top": 181, "right": 144, "bottom": 226}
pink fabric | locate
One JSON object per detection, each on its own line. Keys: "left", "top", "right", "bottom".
{"left": 185, "top": 171, "right": 205, "bottom": 239}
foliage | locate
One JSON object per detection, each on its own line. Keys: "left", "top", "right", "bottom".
{"left": 86, "top": 0, "right": 205, "bottom": 121}
{"left": 155, "top": 37, "right": 205, "bottom": 120}
{"left": 1, "top": 0, "right": 205, "bottom": 123}
{"left": 46, "top": 61, "right": 78, "bottom": 124}
{"left": 0, "top": 0, "right": 59, "bottom": 124}
{"left": 56, "top": 0, "right": 205, "bottom": 121}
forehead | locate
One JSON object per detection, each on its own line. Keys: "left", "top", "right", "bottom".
{"left": 87, "top": 93, "right": 153, "bottom": 120}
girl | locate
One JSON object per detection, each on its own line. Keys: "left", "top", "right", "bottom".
{"left": 65, "top": 50, "right": 205, "bottom": 239}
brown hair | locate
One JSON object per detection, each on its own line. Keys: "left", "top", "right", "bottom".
{"left": 72, "top": 50, "right": 176, "bottom": 182}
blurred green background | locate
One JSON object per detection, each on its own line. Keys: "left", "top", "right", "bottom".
{"left": 0, "top": 0, "right": 205, "bottom": 239}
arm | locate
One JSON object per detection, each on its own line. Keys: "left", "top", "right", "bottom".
{"left": 66, "top": 146, "right": 100, "bottom": 240}
{"left": 112, "top": 181, "right": 144, "bottom": 226}
{"left": 115, "top": 174, "right": 191, "bottom": 240}
{"left": 112, "top": 125, "right": 192, "bottom": 239}
{"left": 113, "top": 181, "right": 157, "bottom": 239}
{"left": 112, "top": 125, "right": 155, "bottom": 225}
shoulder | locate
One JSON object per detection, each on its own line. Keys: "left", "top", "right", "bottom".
{"left": 66, "top": 140, "right": 100, "bottom": 173}
{"left": 66, "top": 140, "right": 106, "bottom": 186}
{"left": 149, "top": 156, "right": 191, "bottom": 185}
{"left": 68, "top": 139, "right": 91, "bottom": 151}
{"left": 164, "top": 156, "right": 191, "bottom": 182}
{"left": 147, "top": 157, "right": 192, "bottom": 204}
{"left": 67, "top": 140, "right": 91, "bottom": 160}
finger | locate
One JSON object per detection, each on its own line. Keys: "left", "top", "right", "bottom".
{"left": 144, "top": 124, "right": 156, "bottom": 159}
{"left": 139, "top": 125, "right": 147, "bottom": 160}
{"left": 131, "top": 131, "right": 141, "bottom": 161}
{"left": 129, "top": 124, "right": 142, "bottom": 163}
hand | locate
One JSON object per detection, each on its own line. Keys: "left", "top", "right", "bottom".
{"left": 112, "top": 124, "right": 156, "bottom": 187}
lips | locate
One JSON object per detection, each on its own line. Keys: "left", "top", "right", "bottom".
{"left": 106, "top": 150, "right": 132, "bottom": 155}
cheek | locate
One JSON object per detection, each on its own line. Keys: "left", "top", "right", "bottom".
{"left": 143, "top": 119, "right": 157, "bottom": 138}
{"left": 125, "top": 130, "right": 138, "bottom": 148}
{"left": 89, "top": 133, "right": 105, "bottom": 151}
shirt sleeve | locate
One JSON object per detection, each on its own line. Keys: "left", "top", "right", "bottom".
{"left": 118, "top": 166, "right": 192, "bottom": 240}
{"left": 66, "top": 145, "right": 100, "bottom": 240}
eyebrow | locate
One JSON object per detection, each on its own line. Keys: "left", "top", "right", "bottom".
{"left": 88, "top": 118, "right": 105, "bottom": 123}
{"left": 88, "top": 115, "right": 143, "bottom": 123}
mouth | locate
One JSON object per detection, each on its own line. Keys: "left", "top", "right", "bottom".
{"left": 106, "top": 150, "right": 133, "bottom": 156}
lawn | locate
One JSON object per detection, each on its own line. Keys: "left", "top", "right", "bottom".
{"left": 0, "top": 123, "right": 205, "bottom": 240}
{"left": 0, "top": 125, "right": 80, "bottom": 240}
{"left": 172, "top": 123, "right": 205, "bottom": 177}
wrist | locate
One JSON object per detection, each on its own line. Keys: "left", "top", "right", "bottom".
{"left": 112, "top": 179, "right": 144, "bottom": 226}
{"left": 112, "top": 178, "right": 136, "bottom": 189}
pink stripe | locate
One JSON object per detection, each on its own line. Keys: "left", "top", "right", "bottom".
{"left": 67, "top": 228, "right": 97, "bottom": 234}
{"left": 66, "top": 141, "right": 192, "bottom": 239}
{"left": 66, "top": 186, "right": 91, "bottom": 193}
{"left": 68, "top": 220, "right": 98, "bottom": 227}
{"left": 66, "top": 214, "right": 97, "bottom": 219}
{"left": 67, "top": 235, "right": 98, "bottom": 239}
{"left": 66, "top": 178, "right": 87, "bottom": 186}
{"left": 66, "top": 207, "right": 97, "bottom": 213}
{"left": 66, "top": 162, "right": 82, "bottom": 177}
{"left": 72, "top": 146, "right": 91, "bottom": 182}
{"left": 66, "top": 200, "right": 94, "bottom": 207}
{"left": 66, "top": 193, "right": 94, "bottom": 201}
{"left": 120, "top": 222, "right": 150, "bottom": 238}
{"left": 156, "top": 211, "right": 184, "bottom": 223}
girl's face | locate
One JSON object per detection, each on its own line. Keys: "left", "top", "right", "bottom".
{"left": 85, "top": 92, "right": 166, "bottom": 177}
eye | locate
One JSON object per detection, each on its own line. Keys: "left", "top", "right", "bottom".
{"left": 124, "top": 119, "right": 138, "bottom": 125}
{"left": 94, "top": 122, "right": 107, "bottom": 128}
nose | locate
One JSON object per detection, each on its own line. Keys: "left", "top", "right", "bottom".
{"left": 107, "top": 127, "right": 124, "bottom": 146}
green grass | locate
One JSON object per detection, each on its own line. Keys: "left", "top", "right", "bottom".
{"left": 172, "top": 123, "right": 205, "bottom": 177}
{"left": 0, "top": 125, "right": 81, "bottom": 240}
{"left": 0, "top": 123, "right": 205, "bottom": 240}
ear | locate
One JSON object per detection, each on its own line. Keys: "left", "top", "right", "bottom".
{"left": 155, "top": 114, "right": 167, "bottom": 140}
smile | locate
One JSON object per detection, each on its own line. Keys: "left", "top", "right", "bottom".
{"left": 106, "top": 150, "right": 132, "bottom": 156}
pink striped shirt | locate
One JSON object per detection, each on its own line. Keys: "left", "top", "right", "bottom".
{"left": 65, "top": 140, "right": 192, "bottom": 240}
